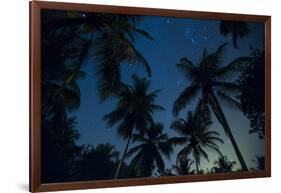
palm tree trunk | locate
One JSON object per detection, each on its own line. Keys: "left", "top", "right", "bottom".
{"left": 208, "top": 91, "right": 248, "bottom": 171}
{"left": 114, "top": 132, "right": 133, "bottom": 179}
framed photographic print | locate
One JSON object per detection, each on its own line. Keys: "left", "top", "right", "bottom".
{"left": 30, "top": 1, "right": 271, "bottom": 192}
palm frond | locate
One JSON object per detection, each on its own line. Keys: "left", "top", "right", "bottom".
{"left": 134, "top": 28, "right": 154, "bottom": 41}
{"left": 169, "top": 137, "right": 187, "bottom": 145}
{"left": 173, "top": 85, "right": 199, "bottom": 115}
{"left": 214, "top": 81, "right": 241, "bottom": 95}
{"left": 131, "top": 133, "right": 149, "bottom": 143}
{"left": 214, "top": 57, "right": 252, "bottom": 80}
{"left": 158, "top": 142, "right": 173, "bottom": 160}
{"left": 126, "top": 144, "right": 145, "bottom": 158}
{"left": 170, "top": 119, "right": 188, "bottom": 136}
{"left": 198, "top": 146, "right": 209, "bottom": 162}
{"left": 216, "top": 90, "right": 241, "bottom": 110}
{"left": 176, "top": 57, "right": 197, "bottom": 79}
{"left": 124, "top": 41, "right": 152, "bottom": 76}
{"left": 206, "top": 144, "right": 223, "bottom": 156}
{"left": 103, "top": 109, "right": 126, "bottom": 127}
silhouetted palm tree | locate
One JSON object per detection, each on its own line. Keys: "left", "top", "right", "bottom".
{"left": 172, "top": 157, "right": 195, "bottom": 175}
{"left": 103, "top": 75, "right": 165, "bottom": 179}
{"left": 95, "top": 143, "right": 120, "bottom": 162}
{"left": 94, "top": 15, "right": 153, "bottom": 99}
{"left": 220, "top": 21, "right": 250, "bottom": 48}
{"left": 78, "top": 143, "right": 120, "bottom": 180}
{"left": 173, "top": 43, "right": 251, "bottom": 171}
{"left": 44, "top": 11, "right": 153, "bottom": 99}
{"left": 127, "top": 123, "right": 173, "bottom": 177}
{"left": 211, "top": 155, "right": 236, "bottom": 173}
{"left": 42, "top": 69, "right": 85, "bottom": 114}
{"left": 171, "top": 100, "right": 224, "bottom": 173}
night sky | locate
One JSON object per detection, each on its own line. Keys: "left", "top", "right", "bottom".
{"left": 69, "top": 15, "right": 265, "bottom": 171}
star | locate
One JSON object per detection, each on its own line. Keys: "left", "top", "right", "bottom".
{"left": 176, "top": 80, "right": 181, "bottom": 85}
{"left": 184, "top": 27, "right": 195, "bottom": 43}
{"left": 203, "top": 36, "right": 208, "bottom": 40}
{"left": 184, "top": 27, "right": 191, "bottom": 38}
{"left": 191, "top": 37, "right": 195, "bottom": 43}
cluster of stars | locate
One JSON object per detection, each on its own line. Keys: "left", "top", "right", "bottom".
{"left": 184, "top": 26, "right": 209, "bottom": 43}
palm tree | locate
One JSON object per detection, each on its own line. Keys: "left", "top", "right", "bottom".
{"left": 127, "top": 123, "right": 173, "bottom": 177}
{"left": 211, "top": 155, "right": 236, "bottom": 173}
{"left": 94, "top": 15, "right": 153, "bottom": 99}
{"left": 173, "top": 43, "right": 251, "bottom": 171}
{"left": 171, "top": 100, "right": 224, "bottom": 173}
{"left": 172, "top": 157, "right": 195, "bottom": 176}
{"left": 78, "top": 143, "right": 120, "bottom": 180}
{"left": 42, "top": 69, "right": 85, "bottom": 114}
{"left": 103, "top": 75, "right": 165, "bottom": 179}
{"left": 43, "top": 11, "right": 153, "bottom": 99}
{"left": 95, "top": 143, "right": 120, "bottom": 163}
{"left": 220, "top": 21, "right": 250, "bottom": 48}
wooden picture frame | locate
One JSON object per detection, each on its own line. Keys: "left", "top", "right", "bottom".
{"left": 30, "top": 1, "right": 271, "bottom": 192}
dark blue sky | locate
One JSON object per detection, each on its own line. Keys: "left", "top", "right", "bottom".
{"left": 70, "top": 15, "right": 264, "bottom": 170}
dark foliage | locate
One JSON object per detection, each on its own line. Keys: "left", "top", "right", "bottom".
{"left": 211, "top": 155, "right": 236, "bottom": 173}
{"left": 76, "top": 143, "right": 119, "bottom": 180}
{"left": 41, "top": 10, "right": 86, "bottom": 183}
{"left": 41, "top": 9, "right": 152, "bottom": 182}
{"left": 170, "top": 100, "right": 224, "bottom": 173}
{"left": 238, "top": 49, "right": 265, "bottom": 139}
{"left": 220, "top": 21, "right": 250, "bottom": 48}
{"left": 172, "top": 157, "right": 195, "bottom": 175}
{"left": 127, "top": 123, "right": 173, "bottom": 177}
{"left": 103, "top": 75, "right": 165, "bottom": 178}
{"left": 41, "top": 113, "right": 83, "bottom": 183}
{"left": 173, "top": 43, "right": 251, "bottom": 171}
{"left": 42, "top": 10, "right": 153, "bottom": 100}
{"left": 40, "top": 9, "right": 264, "bottom": 181}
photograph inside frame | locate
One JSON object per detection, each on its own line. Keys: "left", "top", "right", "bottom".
{"left": 41, "top": 9, "right": 266, "bottom": 183}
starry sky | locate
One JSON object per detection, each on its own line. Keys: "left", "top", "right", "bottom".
{"left": 70, "top": 14, "right": 265, "bottom": 171}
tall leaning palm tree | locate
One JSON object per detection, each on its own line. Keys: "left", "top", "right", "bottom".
{"left": 220, "top": 21, "right": 250, "bottom": 48}
{"left": 103, "top": 75, "right": 165, "bottom": 179}
{"left": 173, "top": 43, "right": 251, "bottom": 171}
{"left": 171, "top": 100, "right": 224, "bottom": 173}
{"left": 127, "top": 123, "right": 173, "bottom": 177}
